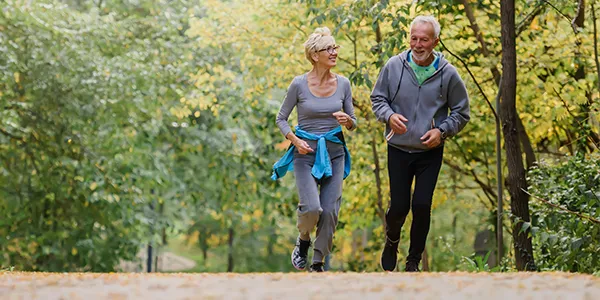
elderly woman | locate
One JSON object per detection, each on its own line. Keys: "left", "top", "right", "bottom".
{"left": 271, "top": 27, "right": 357, "bottom": 272}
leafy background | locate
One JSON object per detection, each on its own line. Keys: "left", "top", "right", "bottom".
{"left": 1, "top": 0, "right": 598, "bottom": 274}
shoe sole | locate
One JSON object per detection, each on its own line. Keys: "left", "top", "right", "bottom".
{"left": 379, "top": 260, "right": 396, "bottom": 272}
{"left": 291, "top": 249, "right": 306, "bottom": 271}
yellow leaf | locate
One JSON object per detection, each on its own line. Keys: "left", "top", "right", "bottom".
{"left": 90, "top": 182, "right": 98, "bottom": 191}
{"left": 28, "top": 241, "right": 38, "bottom": 253}
{"left": 242, "top": 214, "right": 251, "bottom": 222}
{"left": 275, "top": 140, "right": 291, "bottom": 151}
{"left": 71, "top": 247, "right": 78, "bottom": 256}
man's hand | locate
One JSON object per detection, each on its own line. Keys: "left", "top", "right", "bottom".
{"left": 389, "top": 113, "right": 408, "bottom": 135}
{"left": 420, "top": 128, "right": 442, "bottom": 148}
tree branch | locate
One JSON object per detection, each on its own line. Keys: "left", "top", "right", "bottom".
{"left": 292, "top": 23, "right": 306, "bottom": 36}
{"left": 448, "top": 139, "right": 498, "bottom": 206}
{"left": 516, "top": 1, "right": 545, "bottom": 36}
{"left": 554, "top": 87, "right": 578, "bottom": 119}
{"left": 522, "top": 188, "right": 600, "bottom": 224}
{"left": 444, "top": 158, "right": 496, "bottom": 208}
{"left": 439, "top": 39, "right": 498, "bottom": 120}
{"left": 554, "top": 87, "right": 600, "bottom": 149}
{"left": 351, "top": 96, "right": 367, "bottom": 112}
{"left": 536, "top": 149, "right": 568, "bottom": 156}
{"left": 0, "top": 128, "right": 25, "bottom": 142}
{"left": 593, "top": 2, "right": 600, "bottom": 93}
{"left": 461, "top": 0, "right": 501, "bottom": 84}
{"left": 338, "top": 56, "right": 356, "bottom": 68}
{"left": 571, "top": 0, "right": 585, "bottom": 31}
{"left": 541, "top": 0, "right": 573, "bottom": 25}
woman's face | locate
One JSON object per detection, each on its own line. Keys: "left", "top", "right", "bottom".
{"left": 313, "top": 43, "right": 339, "bottom": 68}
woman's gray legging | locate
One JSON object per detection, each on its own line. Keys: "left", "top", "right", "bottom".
{"left": 293, "top": 140, "right": 345, "bottom": 263}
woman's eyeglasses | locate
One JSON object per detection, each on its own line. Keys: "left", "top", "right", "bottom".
{"left": 317, "top": 45, "right": 340, "bottom": 54}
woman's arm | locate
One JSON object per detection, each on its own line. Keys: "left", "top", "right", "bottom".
{"left": 342, "top": 78, "right": 357, "bottom": 130}
{"left": 276, "top": 77, "right": 314, "bottom": 154}
{"left": 276, "top": 78, "right": 299, "bottom": 137}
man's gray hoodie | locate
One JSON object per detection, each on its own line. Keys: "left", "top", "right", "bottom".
{"left": 371, "top": 50, "right": 470, "bottom": 153}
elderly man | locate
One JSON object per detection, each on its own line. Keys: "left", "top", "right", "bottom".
{"left": 370, "top": 15, "right": 470, "bottom": 272}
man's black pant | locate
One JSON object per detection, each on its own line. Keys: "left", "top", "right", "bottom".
{"left": 385, "top": 145, "right": 444, "bottom": 263}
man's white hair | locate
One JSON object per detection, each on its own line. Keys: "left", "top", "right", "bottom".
{"left": 410, "top": 15, "right": 441, "bottom": 39}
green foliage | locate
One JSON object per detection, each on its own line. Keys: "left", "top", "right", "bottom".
{"left": 527, "top": 154, "right": 600, "bottom": 273}
{"left": 462, "top": 251, "right": 495, "bottom": 272}
{"left": 0, "top": 0, "right": 199, "bottom": 271}
{"left": 1, "top": 0, "right": 599, "bottom": 273}
{"left": 0, "top": 266, "right": 16, "bottom": 272}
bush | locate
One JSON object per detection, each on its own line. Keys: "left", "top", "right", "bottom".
{"left": 527, "top": 154, "right": 600, "bottom": 273}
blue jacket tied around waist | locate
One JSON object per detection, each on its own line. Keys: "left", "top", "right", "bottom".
{"left": 271, "top": 126, "right": 351, "bottom": 181}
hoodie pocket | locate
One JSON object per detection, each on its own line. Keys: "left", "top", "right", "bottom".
{"left": 415, "top": 116, "right": 436, "bottom": 139}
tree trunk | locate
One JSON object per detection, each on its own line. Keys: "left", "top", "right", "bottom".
{"left": 461, "top": 0, "right": 537, "bottom": 165}
{"left": 373, "top": 21, "right": 387, "bottom": 227}
{"left": 198, "top": 235, "right": 208, "bottom": 265}
{"left": 371, "top": 137, "right": 386, "bottom": 225}
{"left": 571, "top": 0, "right": 600, "bottom": 151}
{"left": 593, "top": 2, "right": 600, "bottom": 93}
{"left": 267, "top": 222, "right": 276, "bottom": 256}
{"left": 516, "top": 117, "right": 536, "bottom": 169}
{"left": 227, "top": 227, "right": 234, "bottom": 272}
{"left": 500, "top": 0, "right": 536, "bottom": 271}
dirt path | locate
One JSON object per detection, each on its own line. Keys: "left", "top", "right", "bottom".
{"left": 1, "top": 271, "right": 599, "bottom": 300}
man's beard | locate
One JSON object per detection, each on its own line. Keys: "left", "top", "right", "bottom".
{"left": 411, "top": 50, "right": 433, "bottom": 64}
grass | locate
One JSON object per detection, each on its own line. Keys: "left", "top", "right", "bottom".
{"left": 0, "top": 266, "right": 15, "bottom": 272}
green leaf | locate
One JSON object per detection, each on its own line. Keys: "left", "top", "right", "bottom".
{"left": 571, "top": 238, "right": 584, "bottom": 251}
{"left": 519, "top": 221, "right": 531, "bottom": 235}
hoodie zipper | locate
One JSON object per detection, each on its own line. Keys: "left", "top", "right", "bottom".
{"left": 401, "top": 57, "right": 448, "bottom": 143}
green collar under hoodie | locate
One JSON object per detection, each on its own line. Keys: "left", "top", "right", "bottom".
{"left": 370, "top": 50, "right": 471, "bottom": 152}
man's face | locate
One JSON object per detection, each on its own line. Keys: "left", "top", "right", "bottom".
{"left": 409, "top": 22, "right": 439, "bottom": 63}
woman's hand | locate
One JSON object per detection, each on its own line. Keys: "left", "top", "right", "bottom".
{"left": 333, "top": 111, "right": 353, "bottom": 129}
{"left": 286, "top": 133, "right": 314, "bottom": 155}
{"left": 293, "top": 138, "right": 314, "bottom": 154}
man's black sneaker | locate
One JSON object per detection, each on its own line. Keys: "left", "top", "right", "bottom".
{"left": 291, "top": 238, "right": 311, "bottom": 270}
{"left": 405, "top": 260, "right": 420, "bottom": 272}
{"left": 309, "top": 262, "right": 325, "bottom": 272}
{"left": 380, "top": 237, "right": 399, "bottom": 271}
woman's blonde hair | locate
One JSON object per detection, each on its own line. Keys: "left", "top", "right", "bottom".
{"left": 303, "top": 27, "right": 336, "bottom": 65}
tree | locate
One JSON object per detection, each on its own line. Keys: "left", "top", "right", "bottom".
{"left": 500, "top": 0, "right": 536, "bottom": 271}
